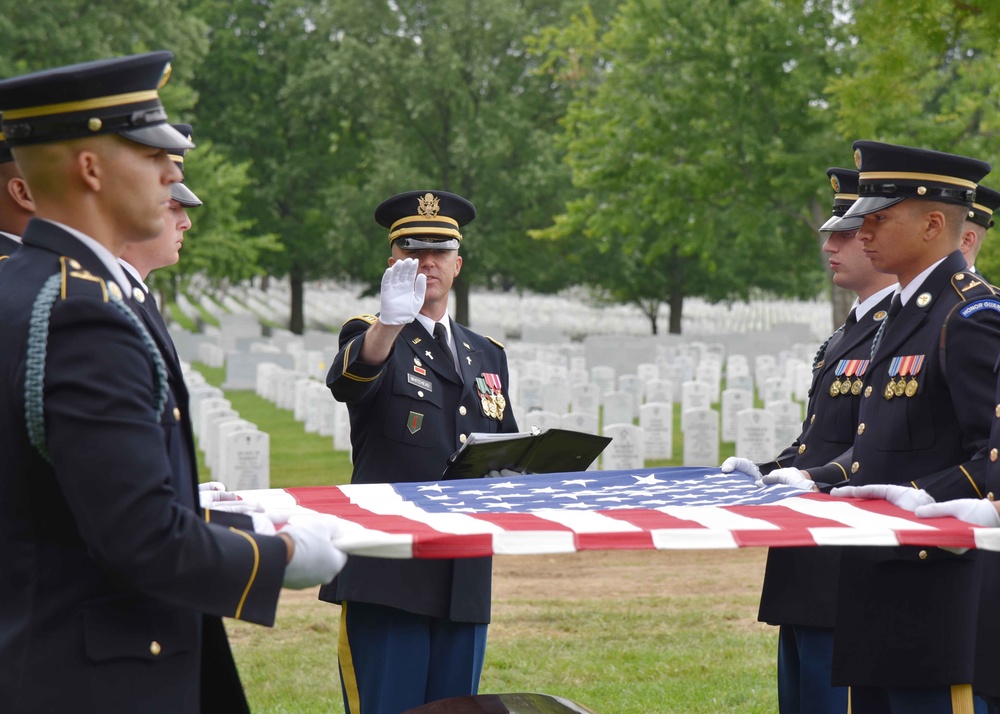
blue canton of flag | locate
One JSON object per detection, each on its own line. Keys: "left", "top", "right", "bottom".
{"left": 395, "top": 466, "right": 803, "bottom": 514}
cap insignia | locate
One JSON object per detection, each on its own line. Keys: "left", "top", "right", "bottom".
{"left": 158, "top": 63, "right": 173, "bottom": 90}
{"left": 417, "top": 193, "right": 440, "bottom": 218}
{"left": 917, "top": 186, "right": 927, "bottom": 196}
{"left": 854, "top": 148, "right": 862, "bottom": 170}
{"left": 831, "top": 175, "right": 840, "bottom": 193}
{"left": 87, "top": 117, "right": 102, "bottom": 132}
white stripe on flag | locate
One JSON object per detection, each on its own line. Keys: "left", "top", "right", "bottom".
{"left": 528, "top": 509, "right": 643, "bottom": 533}
{"left": 657, "top": 505, "right": 782, "bottom": 531}
{"left": 340, "top": 483, "right": 505, "bottom": 535}
{"left": 493, "top": 531, "right": 579, "bottom": 555}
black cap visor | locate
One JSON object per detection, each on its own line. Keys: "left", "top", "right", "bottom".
{"left": 121, "top": 122, "right": 193, "bottom": 151}
{"left": 171, "top": 182, "right": 202, "bottom": 207}
{"left": 842, "top": 195, "right": 906, "bottom": 218}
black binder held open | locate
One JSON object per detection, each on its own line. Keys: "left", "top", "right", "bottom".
{"left": 443, "top": 428, "right": 612, "bottom": 480}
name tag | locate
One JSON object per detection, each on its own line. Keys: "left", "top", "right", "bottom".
{"left": 407, "top": 373, "right": 432, "bottom": 391}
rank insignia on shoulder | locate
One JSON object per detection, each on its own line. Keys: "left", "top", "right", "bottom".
{"left": 343, "top": 314, "right": 377, "bottom": 327}
{"left": 486, "top": 336, "right": 505, "bottom": 350}
{"left": 59, "top": 256, "right": 109, "bottom": 302}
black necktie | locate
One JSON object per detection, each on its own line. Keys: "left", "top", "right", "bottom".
{"left": 843, "top": 308, "right": 858, "bottom": 332}
{"left": 871, "top": 295, "right": 902, "bottom": 359}
{"left": 433, "top": 322, "right": 457, "bottom": 373}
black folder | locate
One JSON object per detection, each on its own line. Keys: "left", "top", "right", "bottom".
{"left": 443, "top": 428, "right": 612, "bottom": 480}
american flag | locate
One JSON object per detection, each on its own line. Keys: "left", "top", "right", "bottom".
{"left": 235, "top": 467, "right": 1000, "bottom": 558}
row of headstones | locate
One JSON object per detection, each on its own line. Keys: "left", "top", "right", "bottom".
{"left": 183, "top": 366, "right": 271, "bottom": 491}
{"left": 254, "top": 363, "right": 355, "bottom": 459}
{"left": 181, "top": 277, "right": 832, "bottom": 341}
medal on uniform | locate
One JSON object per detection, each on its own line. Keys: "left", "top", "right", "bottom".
{"left": 900, "top": 354, "right": 924, "bottom": 398}
{"left": 830, "top": 360, "right": 848, "bottom": 397}
{"left": 484, "top": 372, "right": 506, "bottom": 420}
{"left": 851, "top": 359, "right": 869, "bottom": 396}
{"left": 475, "top": 376, "right": 495, "bottom": 418}
{"left": 884, "top": 356, "right": 902, "bottom": 400}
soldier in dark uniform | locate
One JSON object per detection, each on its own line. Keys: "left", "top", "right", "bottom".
{"left": 0, "top": 51, "right": 346, "bottom": 713}
{"left": 960, "top": 184, "right": 1000, "bottom": 271}
{"left": 808, "top": 141, "right": 999, "bottom": 713}
{"left": 0, "top": 132, "right": 33, "bottom": 257}
{"left": 321, "top": 190, "right": 519, "bottom": 714}
{"left": 725, "top": 167, "right": 896, "bottom": 714}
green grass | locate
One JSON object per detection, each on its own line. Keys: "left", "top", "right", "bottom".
{"left": 192, "top": 362, "right": 353, "bottom": 486}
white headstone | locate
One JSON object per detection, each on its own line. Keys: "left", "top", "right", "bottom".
{"left": 332, "top": 399, "right": 352, "bottom": 454}
{"left": 541, "top": 380, "right": 571, "bottom": 414}
{"left": 681, "top": 381, "right": 712, "bottom": 431}
{"left": 570, "top": 383, "right": 601, "bottom": 416}
{"left": 762, "top": 377, "right": 792, "bottom": 406}
{"left": 601, "top": 423, "right": 644, "bottom": 470}
{"left": 518, "top": 377, "right": 544, "bottom": 412}
{"left": 524, "top": 409, "right": 562, "bottom": 433}
{"left": 602, "top": 392, "right": 635, "bottom": 429}
{"left": 639, "top": 402, "right": 673, "bottom": 460}
{"left": 682, "top": 408, "right": 719, "bottom": 466}
{"left": 617, "top": 375, "right": 641, "bottom": 415}
{"left": 200, "top": 406, "right": 238, "bottom": 445}
{"left": 224, "top": 352, "right": 295, "bottom": 390}
{"left": 736, "top": 409, "right": 777, "bottom": 464}
{"left": 590, "top": 365, "right": 616, "bottom": 396}
{"left": 220, "top": 429, "right": 270, "bottom": 491}
{"left": 767, "top": 401, "right": 803, "bottom": 452}
{"left": 721, "top": 388, "right": 753, "bottom": 443}
{"left": 561, "top": 412, "right": 599, "bottom": 435}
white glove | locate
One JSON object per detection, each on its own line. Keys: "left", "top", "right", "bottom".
{"left": 830, "top": 484, "right": 935, "bottom": 512}
{"left": 281, "top": 519, "right": 348, "bottom": 589}
{"left": 915, "top": 499, "right": 1000, "bottom": 527}
{"left": 761, "top": 467, "right": 816, "bottom": 491}
{"left": 486, "top": 468, "right": 523, "bottom": 478}
{"left": 198, "top": 481, "right": 227, "bottom": 492}
{"left": 249, "top": 512, "right": 277, "bottom": 536}
{"left": 204, "top": 500, "right": 263, "bottom": 515}
{"left": 199, "top": 489, "right": 241, "bottom": 508}
{"left": 378, "top": 258, "right": 427, "bottom": 325}
{"left": 721, "top": 457, "right": 763, "bottom": 486}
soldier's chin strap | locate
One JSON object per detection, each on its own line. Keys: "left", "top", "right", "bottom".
{"left": 24, "top": 273, "right": 168, "bottom": 463}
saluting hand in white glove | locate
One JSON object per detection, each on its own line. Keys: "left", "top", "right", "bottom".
{"left": 378, "top": 258, "right": 426, "bottom": 325}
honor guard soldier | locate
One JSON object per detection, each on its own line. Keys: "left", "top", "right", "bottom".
{"left": 810, "top": 141, "right": 999, "bottom": 714}
{"left": 961, "top": 184, "right": 1000, "bottom": 272}
{"left": 723, "top": 168, "right": 896, "bottom": 714}
{"left": 0, "top": 132, "right": 33, "bottom": 257}
{"left": 0, "top": 52, "right": 346, "bottom": 714}
{"left": 322, "top": 190, "right": 519, "bottom": 714}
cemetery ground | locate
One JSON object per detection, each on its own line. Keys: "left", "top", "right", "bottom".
{"left": 193, "top": 364, "right": 779, "bottom": 713}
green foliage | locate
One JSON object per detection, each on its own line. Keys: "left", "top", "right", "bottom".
{"left": 151, "top": 140, "right": 283, "bottom": 295}
{"left": 534, "top": 0, "right": 852, "bottom": 332}
{"left": 827, "top": 0, "right": 1000, "bottom": 281}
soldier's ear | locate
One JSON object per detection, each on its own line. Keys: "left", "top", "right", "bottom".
{"left": 454, "top": 254, "right": 462, "bottom": 277}
{"left": 7, "top": 176, "right": 34, "bottom": 213}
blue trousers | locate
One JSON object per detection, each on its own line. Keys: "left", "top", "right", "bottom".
{"left": 337, "top": 601, "right": 488, "bottom": 714}
{"left": 850, "top": 685, "right": 986, "bottom": 714}
{"left": 777, "top": 624, "right": 848, "bottom": 714}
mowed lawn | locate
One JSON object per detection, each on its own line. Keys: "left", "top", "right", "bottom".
{"left": 192, "top": 363, "right": 778, "bottom": 713}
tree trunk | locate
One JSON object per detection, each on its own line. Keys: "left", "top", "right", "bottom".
{"left": 261, "top": 274, "right": 270, "bottom": 292}
{"left": 453, "top": 275, "right": 470, "bottom": 326}
{"left": 290, "top": 271, "right": 304, "bottom": 334}
{"left": 668, "top": 288, "right": 683, "bottom": 334}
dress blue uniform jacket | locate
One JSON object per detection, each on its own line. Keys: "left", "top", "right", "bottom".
{"left": 806, "top": 251, "right": 1000, "bottom": 688}
{"left": 0, "top": 231, "right": 18, "bottom": 258}
{"left": 757, "top": 292, "right": 892, "bottom": 630}
{"left": 320, "top": 316, "right": 518, "bottom": 623}
{"left": 0, "top": 219, "right": 287, "bottom": 713}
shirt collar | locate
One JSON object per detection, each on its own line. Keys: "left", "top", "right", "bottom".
{"left": 898, "top": 256, "right": 947, "bottom": 306}
{"left": 855, "top": 284, "right": 898, "bottom": 320}
{"left": 0, "top": 230, "right": 22, "bottom": 244}
{"left": 118, "top": 259, "right": 149, "bottom": 293}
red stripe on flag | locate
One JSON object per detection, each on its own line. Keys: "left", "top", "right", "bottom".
{"left": 412, "top": 533, "right": 495, "bottom": 559}
{"left": 596, "top": 508, "right": 708, "bottom": 529}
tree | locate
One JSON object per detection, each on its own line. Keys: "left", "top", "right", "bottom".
{"left": 305, "top": 0, "right": 595, "bottom": 326}
{"left": 534, "top": 0, "right": 857, "bottom": 334}
{"left": 827, "top": 0, "right": 1000, "bottom": 279}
